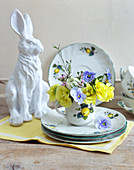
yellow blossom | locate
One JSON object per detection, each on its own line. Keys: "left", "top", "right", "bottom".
{"left": 47, "top": 84, "right": 59, "bottom": 102}
{"left": 82, "top": 83, "right": 96, "bottom": 105}
{"left": 105, "top": 83, "right": 114, "bottom": 102}
{"left": 95, "top": 80, "right": 114, "bottom": 102}
{"left": 56, "top": 86, "right": 72, "bottom": 107}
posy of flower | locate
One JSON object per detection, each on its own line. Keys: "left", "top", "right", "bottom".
{"left": 48, "top": 45, "right": 114, "bottom": 108}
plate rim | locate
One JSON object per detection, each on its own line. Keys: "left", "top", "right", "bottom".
{"left": 41, "top": 107, "right": 126, "bottom": 137}
{"left": 41, "top": 122, "right": 127, "bottom": 140}
{"left": 41, "top": 124, "right": 126, "bottom": 144}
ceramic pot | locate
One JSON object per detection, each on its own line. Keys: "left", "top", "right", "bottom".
{"left": 55, "top": 101, "right": 95, "bottom": 126}
{"left": 120, "top": 66, "right": 134, "bottom": 98}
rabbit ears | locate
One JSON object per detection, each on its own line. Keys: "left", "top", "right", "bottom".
{"left": 11, "top": 9, "right": 33, "bottom": 38}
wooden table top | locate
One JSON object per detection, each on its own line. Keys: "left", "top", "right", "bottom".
{"left": 0, "top": 82, "right": 134, "bottom": 170}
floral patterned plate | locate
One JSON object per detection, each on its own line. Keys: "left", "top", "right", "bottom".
{"left": 48, "top": 43, "right": 115, "bottom": 105}
{"left": 41, "top": 122, "right": 127, "bottom": 141}
{"left": 41, "top": 107, "right": 126, "bottom": 137}
{"left": 41, "top": 123, "right": 127, "bottom": 144}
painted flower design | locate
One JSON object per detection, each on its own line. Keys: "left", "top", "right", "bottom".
{"left": 74, "top": 103, "right": 94, "bottom": 120}
{"left": 105, "top": 111, "right": 119, "bottom": 119}
{"left": 70, "top": 87, "right": 86, "bottom": 105}
{"left": 53, "top": 64, "right": 62, "bottom": 74}
{"left": 127, "top": 78, "right": 134, "bottom": 96}
{"left": 83, "top": 71, "right": 96, "bottom": 83}
{"left": 80, "top": 46, "right": 97, "bottom": 56}
{"left": 94, "top": 116, "right": 112, "bottom": 130}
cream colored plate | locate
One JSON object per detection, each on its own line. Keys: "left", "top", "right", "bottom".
{"left": 41, "top": 107, "right": 126, "bottom": 137}
{"left": 41, "top": 124, "right": 127, "bottom": 144}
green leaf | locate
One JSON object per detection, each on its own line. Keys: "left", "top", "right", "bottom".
{"left": 91, "top": 46, "right": 95, "bottom": 51}
{"left": 114, "top": 114, "right": 119, "bottom": 118}
{"left": 83, "top": 116, "right": 88, "bottom": 120}
{"left": 76, "top": 108, "right": 80, "bottom": 111}
{"left": 97, "top": 76, "right": 103, "bottom": 80}
{"left": 90, "top": 108, "right": 94, "bottom": 113}
{"left": 77, "top": 113, "right": 83, "bottom": 118}
{"left": 53, "top": 64, "right": 57, "bottom": 68}
{"left": 53, "top": 45, "right": 58, "bottom": 49}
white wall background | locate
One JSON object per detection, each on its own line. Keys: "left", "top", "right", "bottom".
{"left": 0, "top": 0, "right": 134, "bottom": 81}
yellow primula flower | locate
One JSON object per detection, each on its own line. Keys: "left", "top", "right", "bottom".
{"left": 47, "top": 84, "right": 59, "bottom": 102}
{"left": 82, "top": 83, "right": 96, "bottom": 105}
{"left": 95, "top": 80, "right": 114, "bottom": 102}
{"left": 95, "top": 80, "right": 107, "bottom": 102}
{"left": 105, "top": 83, "right": 114, "bottom": 102}
{"left": 56, "top": 86, "right": 72, "bottom": 107}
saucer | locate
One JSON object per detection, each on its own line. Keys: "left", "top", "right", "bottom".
{"left": 118, "top": 91, "right": 134, "bottom": 115}
{"left": 41, "top": 107, "right": 126, "bottom": 137}
{"left": 117, "top": 101, "right": 134, "bottom": 114}
{"left": 48, "top": 43, "right": 115, "bottom": 105}
{"left": 41, "top": 123, "right": 127, "bottom": 144}
{"left": 41, "top": 122, "right": 127, "bottom": 141}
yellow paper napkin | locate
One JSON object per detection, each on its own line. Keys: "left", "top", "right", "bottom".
{"left": 0, "top": 116, "right": 133, "bottom": 154}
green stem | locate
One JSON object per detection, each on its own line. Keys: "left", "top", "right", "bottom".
{"left": 54, "top": 45, "right": 69, "bottom": 75}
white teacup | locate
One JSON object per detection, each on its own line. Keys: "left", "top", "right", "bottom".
{"left": 120, "top": 66, "right": 134, "bottom": 98}
{"left": 121, "top": 91, "right": 134, "bottom": 113}
{"left": 55, "top": 101, "right": 95, "bottom": 126}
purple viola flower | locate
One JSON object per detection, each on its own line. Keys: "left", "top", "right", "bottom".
{"left": 70, "top": 87, "right": 86, "bottom": 105}
{"left": 83, "top": 71, "right": 96, "bottom": 83}
{"left": 94, "top": 116, "right": 112, "bottom": 130}
{"left": 106, "top": 69, "right": 111, "bottom": 83}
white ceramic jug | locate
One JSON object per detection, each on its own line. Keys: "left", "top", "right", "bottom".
{"left": 55, "top": 101, "right": 95, "bottom": 126}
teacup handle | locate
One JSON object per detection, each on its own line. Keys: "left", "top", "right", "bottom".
{"left": 55, "top": 101, "right": 66, "bottom": 117}
{"left": 120, "top": 67, "right": 126, "bottom": 80}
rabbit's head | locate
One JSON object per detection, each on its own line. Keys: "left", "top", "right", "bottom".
{"left": 11, "top": 9, "right": 44, "bottom": 56}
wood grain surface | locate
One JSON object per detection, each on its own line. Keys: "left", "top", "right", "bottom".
{"left": 0, "top": 82, "right": 134, "bottom": 170}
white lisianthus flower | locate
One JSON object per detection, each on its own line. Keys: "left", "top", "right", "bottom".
{"left": 66, "top": 77, "right": 80, "bottom": 89}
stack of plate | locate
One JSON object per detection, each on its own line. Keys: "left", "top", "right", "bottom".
{"left": 41, "top": 107, "right": 127, "bottom": 144}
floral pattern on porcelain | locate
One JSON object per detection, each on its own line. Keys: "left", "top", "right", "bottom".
{"left": 53, "top": 63, "right": 63, "bottom": 79}
{"left": 127, "top": 78, "right": 134, "bottom": 96}
{"left": 117, "top": 101, "right": 133, "bottom": 114}
{"left": 80, "top": 46, "right": 97, "bottom": 56}
{"left": 104, "top": 111, "right": 119, "bottom": 119}
{"left": 44, "top": 123, "right": 57, "bottom": 129}
{"left": 73, "top": 103, "right": 94, "bottom": 120}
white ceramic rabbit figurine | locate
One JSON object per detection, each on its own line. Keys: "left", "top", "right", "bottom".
{"left": 5, "top": 9, "right": 50, "bottom": 126}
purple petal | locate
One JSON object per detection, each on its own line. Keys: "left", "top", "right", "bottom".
{"left": 70, "top": 87, "right": 86, "bottom": 104}
{"left": 95, "top": 116, "right": 112, "bottom": 130}
{"left": 83, "top": 71, "right": 96, "bottom": 83}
